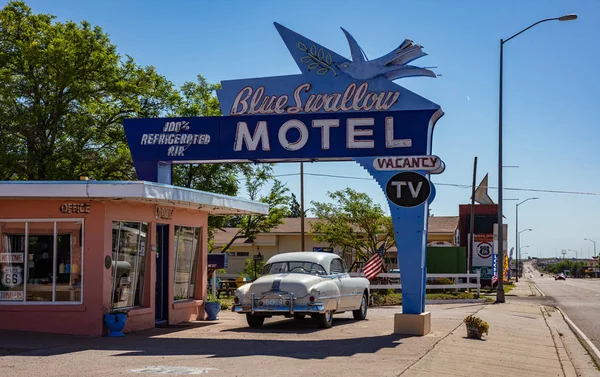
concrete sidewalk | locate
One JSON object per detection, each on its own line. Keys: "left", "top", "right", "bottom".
{"left": 0, "top": 282, "right": 597, "bottom": 376}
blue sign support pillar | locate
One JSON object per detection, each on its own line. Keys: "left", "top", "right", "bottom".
{"left": 354, "top": 158, "right": 436, "bottom": 315}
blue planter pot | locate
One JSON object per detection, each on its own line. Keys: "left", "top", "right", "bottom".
{"left": 205, "top": 302, "right": 221, "bottom": 320}
{"left": 104, "top": 313, "right": 127, "bottom": 337}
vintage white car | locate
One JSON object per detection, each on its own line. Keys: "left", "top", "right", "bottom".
{"left": 232, "top": 252, "right": 370, "bottom": 328}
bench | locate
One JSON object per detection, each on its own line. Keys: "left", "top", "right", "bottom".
{"left": 217, "top": 281, "right": 237, "bottom": 298}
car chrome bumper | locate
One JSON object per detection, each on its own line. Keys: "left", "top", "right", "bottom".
{"left": 232, "top": 304, "right": 326, "bottom": 314}
{"left": 232, "top": 292, "right": 326, "bottom": 314}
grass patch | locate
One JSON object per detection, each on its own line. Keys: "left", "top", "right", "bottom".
{"left": 372, "top": 291, "right": 403, "bottom": 306}
{"left": 503, "top": 282, "right": 515, "bottom": 294}
{"left": 426, "top": 292, "right": 479, "bottom": 300}
{"left": 371, "top": 290, "right": 481, "bottom": 307}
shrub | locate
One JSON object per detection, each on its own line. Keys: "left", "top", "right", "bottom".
{"left": 428, "top": 277, "right": 454, "bottom": 293}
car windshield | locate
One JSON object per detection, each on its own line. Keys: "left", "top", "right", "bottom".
{"left": 263, "top": 261, "right": 327, "bottom": 276}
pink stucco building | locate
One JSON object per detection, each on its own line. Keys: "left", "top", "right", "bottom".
{"left": 0, "top": 180, "right": 268, "bottom": 335}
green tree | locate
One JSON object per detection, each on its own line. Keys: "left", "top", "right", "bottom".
{"left": 0, "top": 1, "right": 173, "bottom": 180}
{"left": 544, "top": 260, "right": 587, "bottom": 278}
{"left": 287, "top": 193, "right": 302, "bottom": 218}
{"left": 311, "top": 188, "right": 395, "bottom": 263}
{"left": 240, "top": 257, "right": 266, "bottom": 280}
{"left": 212, "top": 165, "right": 289, "bottom": 253}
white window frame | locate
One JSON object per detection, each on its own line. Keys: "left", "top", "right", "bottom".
{"left": 0, "top": 218, "right": 85, "bottom": 306}
{"left": 110, "top": 220, "right": 149, "bottom": 311}
{"left": 173, "top": 225, "right": 201, "bottom": 301}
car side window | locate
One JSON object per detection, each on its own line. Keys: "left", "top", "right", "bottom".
{"left": 310, "top": 264, "right": 327, "bottom": 276}
{"left": 330, "top": 259, "right": 344, "bottom": 274}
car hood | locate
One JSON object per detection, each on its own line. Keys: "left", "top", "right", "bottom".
{"left": 245, "top": 273, "right": 325, "bottom": 298}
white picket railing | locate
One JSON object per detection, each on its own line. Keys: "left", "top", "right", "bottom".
{"left": 349, "top": 272, "right": 481, "bottom": 297}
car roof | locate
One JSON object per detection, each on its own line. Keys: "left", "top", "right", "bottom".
{"left": 265, "top": 251, "right": 341, "bottom": 266}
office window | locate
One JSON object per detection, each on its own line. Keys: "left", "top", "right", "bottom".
{"left": 173, "top": 226, "right": 201, "bottom": 300}
{"left": 0, "top": 220, "right": 83, "bottom": 303}
{"left": 111, "top": 221, "right": 148, "bottom": 309}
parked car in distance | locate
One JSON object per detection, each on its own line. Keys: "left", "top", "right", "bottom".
{"left": 555, "top": 274, "right": 566, "bottom": 281}
{"left": 232, "top": 252, "right": 370, "bottom": 329}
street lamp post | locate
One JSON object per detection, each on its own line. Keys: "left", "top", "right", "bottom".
{"left": 516, "top": 227, "right": 533, "bottom": 282}
{"left": 584, "top": 238, "right": 597, "bottom": 257}
{"left": 496, "top": 13, "right": 577, "bottom": 303}
{"left": 519, "top": 245, "right": 530, "bottom": 272}
{"left": 568, "top": 249, "right": 578, "bottom": 259}
{"left": 584, "top": 238, "right": 597, "bottom": 278}
{"left": 515, "top": 197, "right": 538, "bottom": 282}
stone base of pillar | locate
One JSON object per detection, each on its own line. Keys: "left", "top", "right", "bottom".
{"left": 393, "top": 312, "right": 431, "bottom": 336}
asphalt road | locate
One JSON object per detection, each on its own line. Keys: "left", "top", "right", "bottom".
{"left": 525, "top": 262, "right": 600, "bottom": 351}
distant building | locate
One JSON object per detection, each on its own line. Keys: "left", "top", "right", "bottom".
{"left": 212, "top": 216, "right": 460, "bottom": 277}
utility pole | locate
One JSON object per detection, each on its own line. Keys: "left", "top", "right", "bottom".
{"left": 468, "top": 157, "right": 477, "bottom": 275}
{"left": 300, "top": 162, "right": 305, "bottom": 251}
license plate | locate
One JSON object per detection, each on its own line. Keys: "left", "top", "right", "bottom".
{"left": 265, "top": 298, "right": 282, "bottom": 306}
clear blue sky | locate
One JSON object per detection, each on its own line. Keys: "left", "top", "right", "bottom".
{"left": 19, "top": 0, "right": 600, "bottom": 258}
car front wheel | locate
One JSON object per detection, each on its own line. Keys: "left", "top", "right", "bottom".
{"left": 316, "top": 310, "right": 333, "bottom": 328}
{"left": 353, "top": 293, "right": 368, "bottom": 320}
{"left": 246, "top": 313, "right": 265, "bottom": 328}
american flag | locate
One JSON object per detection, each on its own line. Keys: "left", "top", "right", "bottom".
{"left": 362, "top": 253, "right": 383, "bottom": 280}
{"left": 492, "top": 275, "right": 498, "bottom": 285}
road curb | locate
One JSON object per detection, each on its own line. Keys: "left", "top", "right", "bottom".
{"left": 557, "top": 306, "right": 600, "bottom": 369}
{"left": 425, "top": 299, "right": 487, "bottom": 305}
{"left": 532, "top": 282, "right": 545, "bottom": 296}
{"left": 531, "top": 279, "right": 600, "bottom": 368}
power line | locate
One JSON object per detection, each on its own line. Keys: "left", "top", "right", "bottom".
{"left": 276, "top": 172, "right": 372, "bottom": 180}
{"left": 275, "top": 172, "right": 600, "bottom": 196}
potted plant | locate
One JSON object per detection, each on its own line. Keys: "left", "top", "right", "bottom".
{"left": 204, "top": 297, "right": 221, "bottom": 320}
{"left": 104, "top": 310, "right": 128, "bottom": 337}
{"left": 464, "top": 315, "right": 489, "bottom": 339}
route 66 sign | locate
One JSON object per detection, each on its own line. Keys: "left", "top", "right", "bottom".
{"left": 476, "top": 242, "right": 493, "bottom": 259}
{"left": 2, "top": 266, "right": 23, "bottom": 288}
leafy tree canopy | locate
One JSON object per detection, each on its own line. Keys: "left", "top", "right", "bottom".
{"left": 0, "top": 1, "right": 173, "bottom": 180}
{"left": 311, "top": 188, "right": 395, "bottom": 262}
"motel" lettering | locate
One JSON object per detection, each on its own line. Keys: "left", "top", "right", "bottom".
{"left": 233, "top": 116, "right": 411, "bottom": 152}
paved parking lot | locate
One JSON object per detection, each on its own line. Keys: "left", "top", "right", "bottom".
{"left": 0, "top": 305, "right": 478, "bottom": 377}
{"left": 0, "top": 297, "right": 596, "bottom": 377}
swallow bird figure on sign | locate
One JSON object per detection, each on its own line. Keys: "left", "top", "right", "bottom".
{"left": 337, "top": 27, "right": 436, "bottom": 81}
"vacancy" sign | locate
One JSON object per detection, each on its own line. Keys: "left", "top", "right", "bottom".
{"left": 373, "top": 156, "right": 443, "bottom": 173}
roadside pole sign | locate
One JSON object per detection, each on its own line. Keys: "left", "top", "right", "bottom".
{"left": 124, "top": 23, "right": 445, "bottom": 316}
